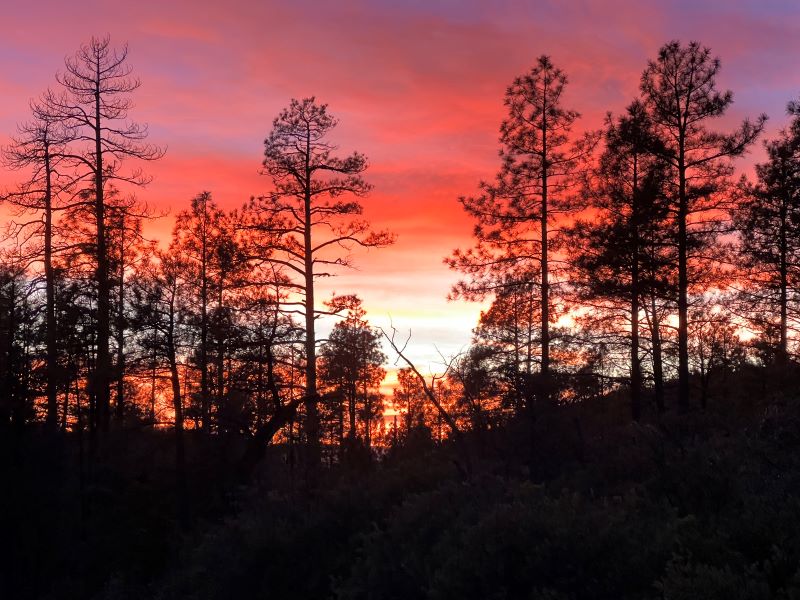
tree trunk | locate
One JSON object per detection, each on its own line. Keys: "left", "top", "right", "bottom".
{"left": 303, "top": 132, "right": 320, "bottom": 471}
{"left": 338, "top": 392, "right": 345, "bottom": 462}
{"left": 216, "top": 279, "right": 225, "bottom": 431}
{"left": 630, "top": 155, "right": 642, "bottom": 422}
{"left": 93, "top": 77, "right": 112, "bottom": 434}
{"left": 650, "top": 296, "right": 665, "bottom": 414}
{"left": 631, "top": 283, "right": 642, "bottom": 421}
{"left": 115, "top": 218, "right": 126, "bottom": 425}
{"left": 540, "top": 115, "right": 550, "bottom": 381}
{"left": 200, "top": 204, "right": 210, "bottom": 433}
{"left": 6, "top": 277, "right": 21, "bottom": 427}
{"left": 44, "top": 144, "right": 59, "bottom": 430}
{"left": 61, "top": 386, "right": 69, "bottom": 432}
{"left": 676, "top": 151, "right": 690, "bottom": 411}
{"left": 150, "top": 337, "right": 157, "bottom": 422}
{"left": 167, "top": 322, "right": 188, "bottom": 529}
{"left": 363, "top": 379, "right": 371, "bottom": 453}
{"left": 348, "top": 382, "right": 357, "bottom": 440}
{"left": 779, "top": 197, "right": 789, "bottom": 364}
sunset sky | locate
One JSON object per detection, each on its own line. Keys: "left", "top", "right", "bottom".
{"left": 1, "top": 0, "right": 799, "bottom": 379}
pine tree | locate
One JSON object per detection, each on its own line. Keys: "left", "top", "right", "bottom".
{"left": 47, "top": 35, "right": 164, "bottom": 432}
{"left": 449, "top": 55, "right": 597, "bottom": 407}
{"left": 640, "top": 40, "right": 764, "bottom": 410}
{"left": 735, "top": 99, "right": 800, "bottom": 363}
{"left": 566, "top": 101, "right": 673, "bottom": 419}
{"left": 252, "top": 97, "right": 393, "bottom": 471}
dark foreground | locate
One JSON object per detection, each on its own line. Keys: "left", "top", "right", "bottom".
{"left": 3, "top": 374, "right": 800, "bottom": 600}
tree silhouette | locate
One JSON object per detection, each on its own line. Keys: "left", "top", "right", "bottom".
{"left": 319, "top": 296, "right": 386, "bottom": 456}
{"left": 106, "top": 193, "right": 152, "bottom": 424}
{"left": 392, "top": 367, "right": 432, "bottom": 434}
{"left": 446, "top": 56, "right": 596, "bottom": 398}
{"left": 171, "top": 192, "right": 225, "bottom": 432}
{"left": 470, "top": 271, "right": 541, "bottom": 413}
{"left": 640, "top": 40, "right": 765, "bottom": 410}
{"left": 1, "top": 94, "right": 73, "bottom": 429}
{"left": 0, "top": 250, "right": 36, "bottom": 428}
{"left": 45, "top": 35, "right": 164, "bottom": 433}
{"left": 688, "top": 300, "right": 745, "bottom": 409}
{"left": 252, "top": 97, "right": 393, "bottom": 470}
{"left": 566, "top": 101, "right": 673, "bottom": 419}
{"left": 448, "top": 56, "right": 597, "bottom": 406}
{"left": 130, "top": 249, "right": 189, "bottom": 526}
{"left": 735, "top": 99, "right": 800, "bottom": 364}
{"left": 8, "top": 31, "right": 800, "bottom": 600}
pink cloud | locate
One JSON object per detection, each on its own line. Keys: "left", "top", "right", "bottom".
{"left": 1, "top": 0, "right": 796, "bottom": 369}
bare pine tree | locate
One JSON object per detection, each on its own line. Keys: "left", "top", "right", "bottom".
{"left": 2, "top": 93, "right": 74, "bottom": 429}
{"left": 46, "top": 35, "right": 164, "bottom": 432}
{"left": 252, "top": 97, "right": 393, "bottom": 470}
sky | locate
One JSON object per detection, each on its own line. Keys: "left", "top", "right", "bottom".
{"left": 1, "top": 0, "right": 799, "bottom": 382}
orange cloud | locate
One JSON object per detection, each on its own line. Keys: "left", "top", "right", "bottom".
{"left": 1, "top": 0, "right": 798, "bottom": 371}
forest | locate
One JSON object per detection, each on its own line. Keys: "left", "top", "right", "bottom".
{"left": 3, "top": 35, "right": 800, "bottom": 599}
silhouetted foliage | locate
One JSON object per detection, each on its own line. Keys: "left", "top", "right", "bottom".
{"left": 4, "top": 34, "right": 800, "bottom": 600}
{"left": 319, "top": 296, "right": 386, "bottom": 458}
{"left": 566, "top": 101, "right": 674, "bottom": 419}
{"left": 640, "top": 40, "right": 765, "bottom": 410}
{"left": 735, "top": 99, "right": 800, "bottom": 363}
{"left": 449, "top": 56, "right": 598, "bottom": 410}
{"left": 249, "top": 97, "right": 394, "bottom": 471}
